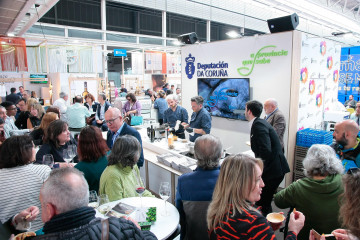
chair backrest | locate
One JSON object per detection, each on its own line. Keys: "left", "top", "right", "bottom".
{"left": 182, "top": 200, "right": 211, "bottom": 240}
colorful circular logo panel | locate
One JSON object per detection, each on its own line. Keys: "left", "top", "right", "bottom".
{"left": 300, "top": 67, "right": 308, "bottom": 83}
{"left": 316, "top": 93, "right": 322, "bottom": 107}
{"left": 309, "top": 80, "right": 315, "bottom": 95}
{"left": 327, "top": 56, "right": 333, "bottom": 70}
{"left": 333, "top": 70, "right": 339, "bottom": 82}
{"left": 320, "top": 41, "right": 326, "bottom": 56}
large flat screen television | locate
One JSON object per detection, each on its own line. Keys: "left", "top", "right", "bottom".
{"left": 198, "top": 78, "right": 250, "bottom": 120}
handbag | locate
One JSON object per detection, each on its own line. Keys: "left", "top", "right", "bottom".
{"left": 130, "top": 116, "right": 143, "bottom": 126}
{"left": 86, "top": 116, "right": 95, "bottom": 125}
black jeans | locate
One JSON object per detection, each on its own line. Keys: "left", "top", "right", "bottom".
{"left": 256, "top": 175, "right": 284, "bottom": 216}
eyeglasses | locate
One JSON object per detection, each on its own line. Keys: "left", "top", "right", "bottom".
{"left": 347, "top": 168, "right": 360, "bottom": 175}
{"left": 105, "top": 117, "right": 119, "bottom": 124}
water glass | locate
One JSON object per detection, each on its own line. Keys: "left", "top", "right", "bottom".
{"left": 63, "top": 149, "right": 72, "bottom": 163}
{"left": 97, "top": 194, "right": 110, "bottom": 214}
{"left": 88, "top": 190, "right": 98, "bottom": 208}
{"left": 159, "top": 182, "right": 171, "bottom": 216}
{"left": 42, "top": 154, "right": 54, "bottom": 168}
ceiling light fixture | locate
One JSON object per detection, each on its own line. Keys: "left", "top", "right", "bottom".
{"left": 331, "top": 32, "right": 352, "bottom": 37}
{"left": 7, "top": 33, "right": 15, "bottom": 37}
{"left": 226, "top": 30, "right": 241, "bottom": 38}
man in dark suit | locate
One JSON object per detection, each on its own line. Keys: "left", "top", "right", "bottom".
{"left": 105, "top": 108, "right": 144, "bottom": 168}
{"left": 264, "top": 98, "right": 286, "bottom": 152}
{"left": 5, "top": 88, "right": 20, "bottom": 104}
{"left": 245, "top": 100, "right": 290, "bottom": 216}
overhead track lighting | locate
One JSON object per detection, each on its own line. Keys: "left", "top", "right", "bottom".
{"left": 177, "top": 32, "right": 199, "bottom": 44}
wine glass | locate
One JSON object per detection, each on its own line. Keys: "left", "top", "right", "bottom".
{"left": 67, "top": 145, "right": 77, "bottom": 162}
{"left": 88, "top": 190, "right": 98, "bottom": 208}
{"left": 135, "top": 178, "right": 145, "bottom": 208}
{"left": 42, "top": 154, "right": 54, "bottom": 168}
{"left": 63, "top": 149, "right": 72, "bottom": 164}
{"left": 159, "top": 182, "right": 171, "bottom": 216}
{"left": 97, "top": 194, "right": 110, "bottom": 214}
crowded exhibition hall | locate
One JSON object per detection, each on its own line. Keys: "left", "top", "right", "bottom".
{"left": 1, "top": 0, "right": 360, "bottom": 239}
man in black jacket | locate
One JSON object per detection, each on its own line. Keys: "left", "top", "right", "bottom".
{"left": 22, "top": 168, "right": 156, "bottom": 240}
{"left": 5, "top": 88, "right": 20, "bottom": 104}
{"left": 245, "top": 100, "right": 290, "bottom": 216}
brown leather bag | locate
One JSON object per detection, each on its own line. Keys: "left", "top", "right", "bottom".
{"left": 86, "top": 116, "right": 95, "bottom": 125}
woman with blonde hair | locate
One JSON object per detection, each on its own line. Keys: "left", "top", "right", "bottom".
{"left": 207, "top": 154, "right": 305, "bottom": 239}
{"left": 27, "top": 103, "right": 44, "bottom": 129}
{"left": 30, "top": 112, "right": 59, "bottom": 146}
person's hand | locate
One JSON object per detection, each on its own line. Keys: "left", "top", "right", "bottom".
{"left": 269, "top": 212, "right": 284, "bottom": 231}
{"left": 15, "top": 206, "right": 39, "bottom": 223}
{"left": 96, "top": 120, "right": 102, "bottom": 124}
{"left": 332, "top": 229, "right": 351, "bottom": 240}
{"left": 181, "top": 122, "right": 189, "bottom": 129}
{"left": 309, "top": 229, "right": 326, "bottom": 240}
{"left": 58, "top": 162, "right": 74, "bottom": 168}
{"left": 122, "top": 216, "right": 141, "bottom": 229}
{"left": 287, "top": 210, "right": 305, "bottom": 235}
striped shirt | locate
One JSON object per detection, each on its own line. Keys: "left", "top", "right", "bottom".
{"left": 0, "top": 164, "right": 51, "bottom": 231}
{"left": 209, "top": 207, "right": 297, "bottom": 240}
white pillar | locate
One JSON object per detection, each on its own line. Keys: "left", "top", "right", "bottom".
{"left": 162, "top": 11, "right": 167, "bottom": 46}
{"left": 206, "top": 20, "right": 211, "bottom": 42}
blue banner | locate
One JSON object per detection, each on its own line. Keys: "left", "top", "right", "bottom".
{"left": 114, "top": 49, "right": 127, "bottom": 57}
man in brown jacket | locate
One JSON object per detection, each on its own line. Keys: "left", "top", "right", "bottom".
{"left": 264, "top": 98, "right": 286, "bottom": 152}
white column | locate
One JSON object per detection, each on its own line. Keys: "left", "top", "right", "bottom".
{"left": 101, "top": 0, "right": 108, "bottom": 81}
{"left": 162, "top": 11, "right": 167, "bottom": 46}
{"left": 206, "top": 20, "right": 211, "bottom": 42}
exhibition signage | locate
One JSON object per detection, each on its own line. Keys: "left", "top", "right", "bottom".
{"left": 114, "top": 49, "right": 127, "bottom": 57}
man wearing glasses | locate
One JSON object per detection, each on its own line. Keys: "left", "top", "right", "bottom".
{"left": 104, "top": 108, "right": 144, "bottom": 168}
{"left": 332, "top": 119, "right": 360, "bottom": 172}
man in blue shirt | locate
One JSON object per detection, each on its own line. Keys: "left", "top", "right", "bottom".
{"left": 66, "top": 95, "right": 91, "bottom": 131}
{"left": 183, "top": 96, "right": 211, "bottom": 142}
{"left": 104, "top": 108, "right": 144, "bottom": 168}
{"left": 163, "top": 94, "right": 188, "bottom": 139}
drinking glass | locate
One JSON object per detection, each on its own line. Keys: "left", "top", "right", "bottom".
{"left": 97, "top": 194, "right": 110, "bottom": 214}
{"left": 42, "top": 154, "right": 54, "bottom": 168}
{"left": 68, "top": 145, "right": 77, "bottom": 162}
{"left": 135, "top": 178, "right": 145, "bottom": 208}
{"left": 88, "top": 190, "right": 98, "bottom": 208}
{"left": 159, "top": 182, "right": 171, "bottom": 216}
{"left": 63, "top": 149, "right": 72, "bottom": 164}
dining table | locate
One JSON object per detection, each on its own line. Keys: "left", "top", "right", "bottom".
{"left": 95, "top": 197, "right": 180, "bottom": 240}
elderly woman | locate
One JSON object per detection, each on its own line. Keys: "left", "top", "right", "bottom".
{"left": 176, "top": 134, "right": 222, "bottom": 240}
{"left": 27, "top": 103, "right": 45, "bottom": 129}
{"left": 75, "top": 126, "right": 109, "bottom": 193}
{"left": 35, "top": 120, "right": 77, "bottom": 163}
{"left": 99, "top": 135, "right": 153, "bottom": 201}
{"left": 0, "top": 135, "right": 51, "bottom": 231}
{"left": 30, "top": 112, "right": 58, "bottom": 146}
{"left": 153, "top": 90, "right": 167, "bottom": 125}
{"left": 123, "top": 93, "right": 142, "bottom": 117}
{"left": 207, "top": 154, "right": 305, "bottom": 239}
{"left": 274, "top": 144, "right": 344, "bottom": 240}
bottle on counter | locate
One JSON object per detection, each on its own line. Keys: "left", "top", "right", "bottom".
{"left": 168, "top": 133, "right": 174, "bottom": 148}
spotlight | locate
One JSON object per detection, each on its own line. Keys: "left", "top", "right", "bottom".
{"left": 177, "top": 32, "right": 198, "bottom": 44}
{"left": 226, "top": 31, "right": 241, "bottom": 38}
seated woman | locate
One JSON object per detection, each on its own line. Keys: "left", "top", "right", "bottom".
{"left": 75, "top": 126, "right": 109, "bottom": 193}
{"left": 35, "top": 120, "right": 77, "bottom": 163}
{"left": 27, "top": 103, "right": 45, "bottom": 129}
{"left": 207, "top": 154, "right": 305, "bottom": 239}
{"left": 30, "top": 112, "right": 58, "bottom": 146}
{"left": 0, "top": 136, "right": 51, "bottom": 232}
{"left": 84, "top": 93, "right": 99, "bottom": 112}
{"left": 274, "top": 144, "right": 344, "bottom": 240}
{"left": 153, "top": 90, "right": 167, "bottom": 125}
{"left": 123, "top": 93, "right": 142, "bottom": 118}
{"left": 99, "top": 135, "right": 154, "bottom": 201}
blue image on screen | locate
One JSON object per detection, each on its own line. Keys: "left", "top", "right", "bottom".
{"left": 198, "top": 78, "right": 250, "bottom": 120}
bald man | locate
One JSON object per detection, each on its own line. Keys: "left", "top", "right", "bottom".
{"left": 104, "top": 108, "right": 144, "bottom": 168}
{"left": 264, "top": 98, "right": 286, "bottom": 151}
{"left": 332, "top": 120, "right": 360, "bottom": 171}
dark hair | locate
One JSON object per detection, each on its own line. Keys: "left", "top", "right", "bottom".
{"left": 0, "top": 118, "right": 4, "bottom": 124}
{"left": 46, "top": 106, "right": 60, "bottom": 119}
{"left": 44, "top": 120, "right": 68, "bottom": 148}
{"left": 108, "top": 135, "right": 140, "bottom": 168}
{"left": 0, "top": 135, "right": 34, "bottom": 168}
{"left": 246, "top": 100, "right": 263, "bottom": 118}
{"left": 191, "top": 96, "right": 204, "bottom": 105}
{"left": 126, "top": 93, "right": 137, "bottom": 103}
{"left": 166, "top": 90, "right": 173, "bottom": 95}
{"left": 99, "top": 93, "right": 106, "bottom": 100}
{"left": 16, "top": 98, "right": 27, "bottom": 104}
{"left": 10, "top": 87, "right": 16, "bottom": 93}
{"left": 78, "top": 126, "right": 109, "bottom": 162}
{"left": 1, "top": 101, "right": 15, "bottom": 109}
{"left": 158, "top": 90, "right": 165, "bottom": 98}
{"left": 85, "top": 93, "right": 95, "bottom": 102}
{"left": 171, "top": 85, "right": 174, "bottom": 87}
{"left": 163, "top": 83, "right": 169, "bottom": 88}
{"left": 74, "top": 95, "right": 82, "bottom": 103}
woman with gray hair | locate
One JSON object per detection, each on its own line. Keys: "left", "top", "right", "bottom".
{"left": 99, "top": 135, "right": 154, "bottom": 201}
{"left": 274, "top": 144, "right": 344, "bottom": 240}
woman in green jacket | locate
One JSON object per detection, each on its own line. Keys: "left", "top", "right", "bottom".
{"left": 274, "top": 144, "right": 344, "bottom": 240}
{"left": 99, "top": 135, "right": 154, "bottom": 201}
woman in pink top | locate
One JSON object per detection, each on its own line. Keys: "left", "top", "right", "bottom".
{"left": 123, "top": 93, "right": 142, "bottom": 117}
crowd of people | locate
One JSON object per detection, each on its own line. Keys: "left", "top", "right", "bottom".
{"left": 0, "top": 85, "right": 359, "bottom": 240}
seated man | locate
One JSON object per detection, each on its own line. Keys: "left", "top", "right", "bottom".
{"left": 344, "top": 95, "right": 357, "bottom": 109}
{"left": 350, "top": 102, "right": 360, "bottom": 126}
{"left": 0, "top": 106, "right": 29, "bottom": 138}
{"left": 175, "top": 134, "right": 222, "bottom": 240}
{"left": 53, "top": 92, "right": 69, "bottom": 122}
{"left": 66, "top": 95, "right": 91, "bottom": 131}
{"left": 20, "top": 168, "right": 157, "bottom": 239}
{"left": 92, "top": 93, "right": 110, "bottom": 131}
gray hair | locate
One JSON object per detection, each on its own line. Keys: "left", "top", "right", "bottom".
{"left": 194, "top": 134, "right": 222, "bottom": 169}
{"left": 166, "top": 94, "right": 177, "bottom": 101}
{"left": 265, "top": 98, "right": 278, "bottom": 107}
{"left": 303, "top": 144, "right": 344, "bottom": 177}
{"left": 191, "top": 96, "right": 204, "bottom": 105}
{"left": 108, "top": 135, "right": 141, "bottom": 168}
{"left": 98, "top": 93, "right": 106, "bottom": 100}
{"left": 41, "top": 168, "right": 89, "bottom": 214}
{"left": 59, "top": 92, "right": 68, "bottom": 99}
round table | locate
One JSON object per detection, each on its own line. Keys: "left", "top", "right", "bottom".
{"left": 96, "top": 197, "right": 179, "bottom": 240}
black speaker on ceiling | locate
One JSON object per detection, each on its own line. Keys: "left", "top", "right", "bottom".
{"left": 177, "top": 32, "right": 198, "bottom": 44}
{"left": 267, "top": 13, "right": 299, "bottom": 33}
